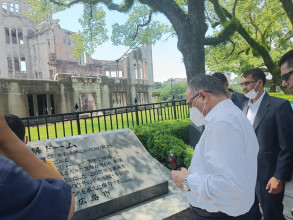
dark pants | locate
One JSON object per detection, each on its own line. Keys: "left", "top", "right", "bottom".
{"left": 192, "top": 209, "right": 253, "bottom": 220}
{"left": 251, "top": 180, "right": 286, "bottom": 220}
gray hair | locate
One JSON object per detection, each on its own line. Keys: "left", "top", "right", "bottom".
{"left": 187, "top": 74, "right": 226, "bottom": 96}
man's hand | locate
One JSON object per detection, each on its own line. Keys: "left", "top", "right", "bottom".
{"left": 171, "top": 167, "right": 189, "bottom": 189}
{"left": 266, "top": 177, "right": 284, "bottom": 194}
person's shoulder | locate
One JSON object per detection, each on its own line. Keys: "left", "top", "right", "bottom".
{"left": 0, "top": 155, "right": 16, "bottom": 171}
{"left": 0, "top": 156, "right": 20, "bottom": 193}
{"left": 267, "top": 94, "right": 291, "bottom": 106}
{"left": 268, "top": 94, "right": 288, "bottom": 102}
{"left": 235, "top": 91, "right": 248, "bottom": 104}
{"left": 235, "top": 91, "right": 248, "bottom": 99}
{"left": 213, "top": 102, "right": 244, "bottom": 124}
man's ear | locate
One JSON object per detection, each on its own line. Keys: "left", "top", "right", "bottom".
{"left": 24, "top": 136, "right": 28, "bottom": 145}
{"left": 199, "top": 90, "right": 209, "bottom": 103}
{"left": 224, "top": 82, "right": 229, "bottom": 90}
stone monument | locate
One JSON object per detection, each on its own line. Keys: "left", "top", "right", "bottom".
{"left": 28, "top": 129, "right": 177, "bottom": 220}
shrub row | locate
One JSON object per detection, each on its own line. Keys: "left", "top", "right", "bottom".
{"left": 269, "top": 93, "right": 293, "bottom": 103}
{"left": 132, "top": 119, "right": 194, "bottom": 169}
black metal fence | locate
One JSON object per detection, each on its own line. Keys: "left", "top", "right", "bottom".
{"left": 21, "top": 99, "right": 189, "bottom": 142}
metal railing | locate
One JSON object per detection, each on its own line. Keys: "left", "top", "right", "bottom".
{"left": 22, "top": 99, "right": 189, "bottom": 142}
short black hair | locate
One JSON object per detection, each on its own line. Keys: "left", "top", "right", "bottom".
{"left": 242, "top": 68, "right": 266, "bottom": 86}
{"left": 279, "top": 50, "right": 293, "bottom": 68}
{"left": 188, "top": 74, "right": 226, "bottom": 96}
{"left": 211, "top": 72, "right": 228, "bottom": 85}
{"left": 4, "top": 114, "right": 25, "bottom": 141}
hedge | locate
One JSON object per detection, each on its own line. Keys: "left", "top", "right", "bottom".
{"left": 132, "top": 119, "right": 194, "bottom": 169}
{"left": 269, "top": 93, "right": 293, "bottom": 103}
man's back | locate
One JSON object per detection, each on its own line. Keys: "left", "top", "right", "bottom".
{"left": 187, "top": 99, "right": 258, "bottom": 216}
{"left": 0, "top": 155, "right": 72, "bottom": 220}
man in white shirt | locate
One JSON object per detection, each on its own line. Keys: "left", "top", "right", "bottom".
{"left": 172, "top": 74, "right": 259, "bottom": 220}
{"left": 241, "top": 68, "right": 293, "bottom": 220}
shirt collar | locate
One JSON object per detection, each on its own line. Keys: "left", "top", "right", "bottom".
{"left": 248, "top": 91, "right": 266, "bottom": 107}
{"left": 228, "top": 88, "right": 236, "bottom": 95}
{"left": 205, "top": 99, "right": 233, "bottom": 123}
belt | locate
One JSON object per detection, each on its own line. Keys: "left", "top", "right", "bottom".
{"left": 190, "top": 206, "right": 229, "bottom": 218}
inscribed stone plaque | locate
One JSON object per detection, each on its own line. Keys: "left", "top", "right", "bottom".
{"left": 27, "top": 129, "right": 168, "bottom": 220}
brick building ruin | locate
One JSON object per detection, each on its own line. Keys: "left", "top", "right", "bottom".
{"left": 0, "top": 0, "right": 154, "bottom": 117}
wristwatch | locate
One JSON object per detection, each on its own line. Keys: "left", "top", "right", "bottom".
{"left": 183, "top": 175, "right": 190, "bottom": 191}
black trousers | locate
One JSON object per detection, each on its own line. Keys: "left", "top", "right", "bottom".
{"left": 251, "top": 180, "right": 286, "bottom": 220}
{"left": 192, "top": 210, "right": 253, "bottom": 220}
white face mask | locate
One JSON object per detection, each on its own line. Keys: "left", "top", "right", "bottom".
{"left": 244, "top": 80, "right": 259, "bottom": 99}
{"left": 189, "top": 97, "right": 206, "bottom": 126}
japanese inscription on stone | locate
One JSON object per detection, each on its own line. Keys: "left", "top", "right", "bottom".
{"left": 27, "top": 129, "right": 168, "bottom": 215}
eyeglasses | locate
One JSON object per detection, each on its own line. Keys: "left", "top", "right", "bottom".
{"left": 186, "top": 90, "right": 211, "bottom": 108}
{"left": 240, "top": 81, "right": 257, "bottom": 87}
{"left": 281, "top": 70, "right": 293, "bottom": 82}
{"left": 187, "top": 93, "right": 199, "bottom": 108}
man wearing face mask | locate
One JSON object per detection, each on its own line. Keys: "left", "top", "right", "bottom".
{"left": 241, "top": 68, "right": 293, "bottom": 220}
{"left": 172, "top": 74, "right": 259, "bottom": 220}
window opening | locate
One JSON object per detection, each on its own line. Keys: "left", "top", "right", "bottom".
{"left": 2, "top": 3, "right": 7, "bottom": 13}
{"left": 20, "top": 57, "right": 26, "bottom": 74}
{"left": 15, "top": 3, "right": 20, "bottom": 14}
{"left": 18, "top": 28, "right": 23, "bottom": 44}
{"left": 27, "top": 95, "right": 35, "bottom": 116}
{"left": 14, "top": 57, "right": 20, "bottom": 74}
{"left": 50, "top": 94, "right": 55, "bottom": 114}
{"left": 5, "top": 27, "right": 10, "bottom": 44}
{"left": 7, "top": 57, "right": 13, "bottom": 76}
{"left": 9, "top": 3, "right": 13, "bottom": 13}
{"left": 11, "top": 28, "right": 17, "bottom": 44}
{"left": 37, "top": 95, "right": 48, "bottom": 115}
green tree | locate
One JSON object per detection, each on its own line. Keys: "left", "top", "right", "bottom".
{"left": 26, "top": 0, "right": 292, "bottom": 87}
{"left": 154, "top": 82, "right": 163, "bottom": 90}
{"left": 156, "top": 82, "right": 186, "bottom": 101}
{"left": 205, "top": 0, "right": 292, "bottom": 91}
{"left": 27, "top": 0, "right": 208, "bottom": 81}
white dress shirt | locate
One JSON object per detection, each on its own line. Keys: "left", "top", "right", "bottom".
{"left": 187, "top": 99, "right": 259, "bottom": 216}
{"left": 247, "top": 91, "right": 265, "bottom": 125}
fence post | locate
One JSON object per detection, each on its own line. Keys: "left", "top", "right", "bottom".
{"left": 76, "top": 112, "right": 81, "bottom": 135}
{"left": 172, "top": 96, "right": 177, "bottom": 119}
{"left": 134, "top": 98, "right": 139, "bottom": 125}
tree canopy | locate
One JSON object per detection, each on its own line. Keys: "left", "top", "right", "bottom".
{"left": 26, "top": 0, "right": 293, "bottom": 89}
{"left": 205, "top": 0, "right": 293, "bottom": 91}
{"left": 26, "top": 0, "right": 207, "bottom": 81}
{"left": 155, "top": 81, "right": 187, "bottom": 101}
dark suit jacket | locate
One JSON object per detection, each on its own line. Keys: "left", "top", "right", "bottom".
{"left": 235, "top": 91, "right": 248, "bottom": 107}
{"left": 242, "top": 92, "right": 293, "bottom": 183}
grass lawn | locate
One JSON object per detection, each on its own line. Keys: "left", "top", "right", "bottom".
{"left": 27, "top": 105, "right": 189, "bottom": 142}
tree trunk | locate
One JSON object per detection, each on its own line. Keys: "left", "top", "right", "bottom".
{"left": 178, "top": 35, "right": 206, "bottom": 82}
{"left": 270, "top": 82, "right": 277, "bottom": 93}
{"left": 270, "top": 71, "right": 279, "bottom": 93}
{"left": 139, "top": 0, "right": 207, "bottom": 82}
{"left": 177, "top": 0, "right": 207, "bottom": 82}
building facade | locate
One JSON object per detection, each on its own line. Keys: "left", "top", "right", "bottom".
{"left": 0, "top": 0, "right": 154, "bottom": 117}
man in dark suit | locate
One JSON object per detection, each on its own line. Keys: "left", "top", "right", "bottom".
{"left": 211, "top": 72, "right": 248, "bottom": 108}
{"left": 241, "top": 68, "right": 293, "bottom": 220}
{"left": 279, "top": 50, "right": 293, "bottom": 217}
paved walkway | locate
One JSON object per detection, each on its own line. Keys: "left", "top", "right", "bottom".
{"left": 284, "top": 179, "right": 293, "bottom": 219}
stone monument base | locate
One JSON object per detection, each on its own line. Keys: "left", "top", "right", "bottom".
{"left": 100, "top": 162, "right": 191, "bottom": 220}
